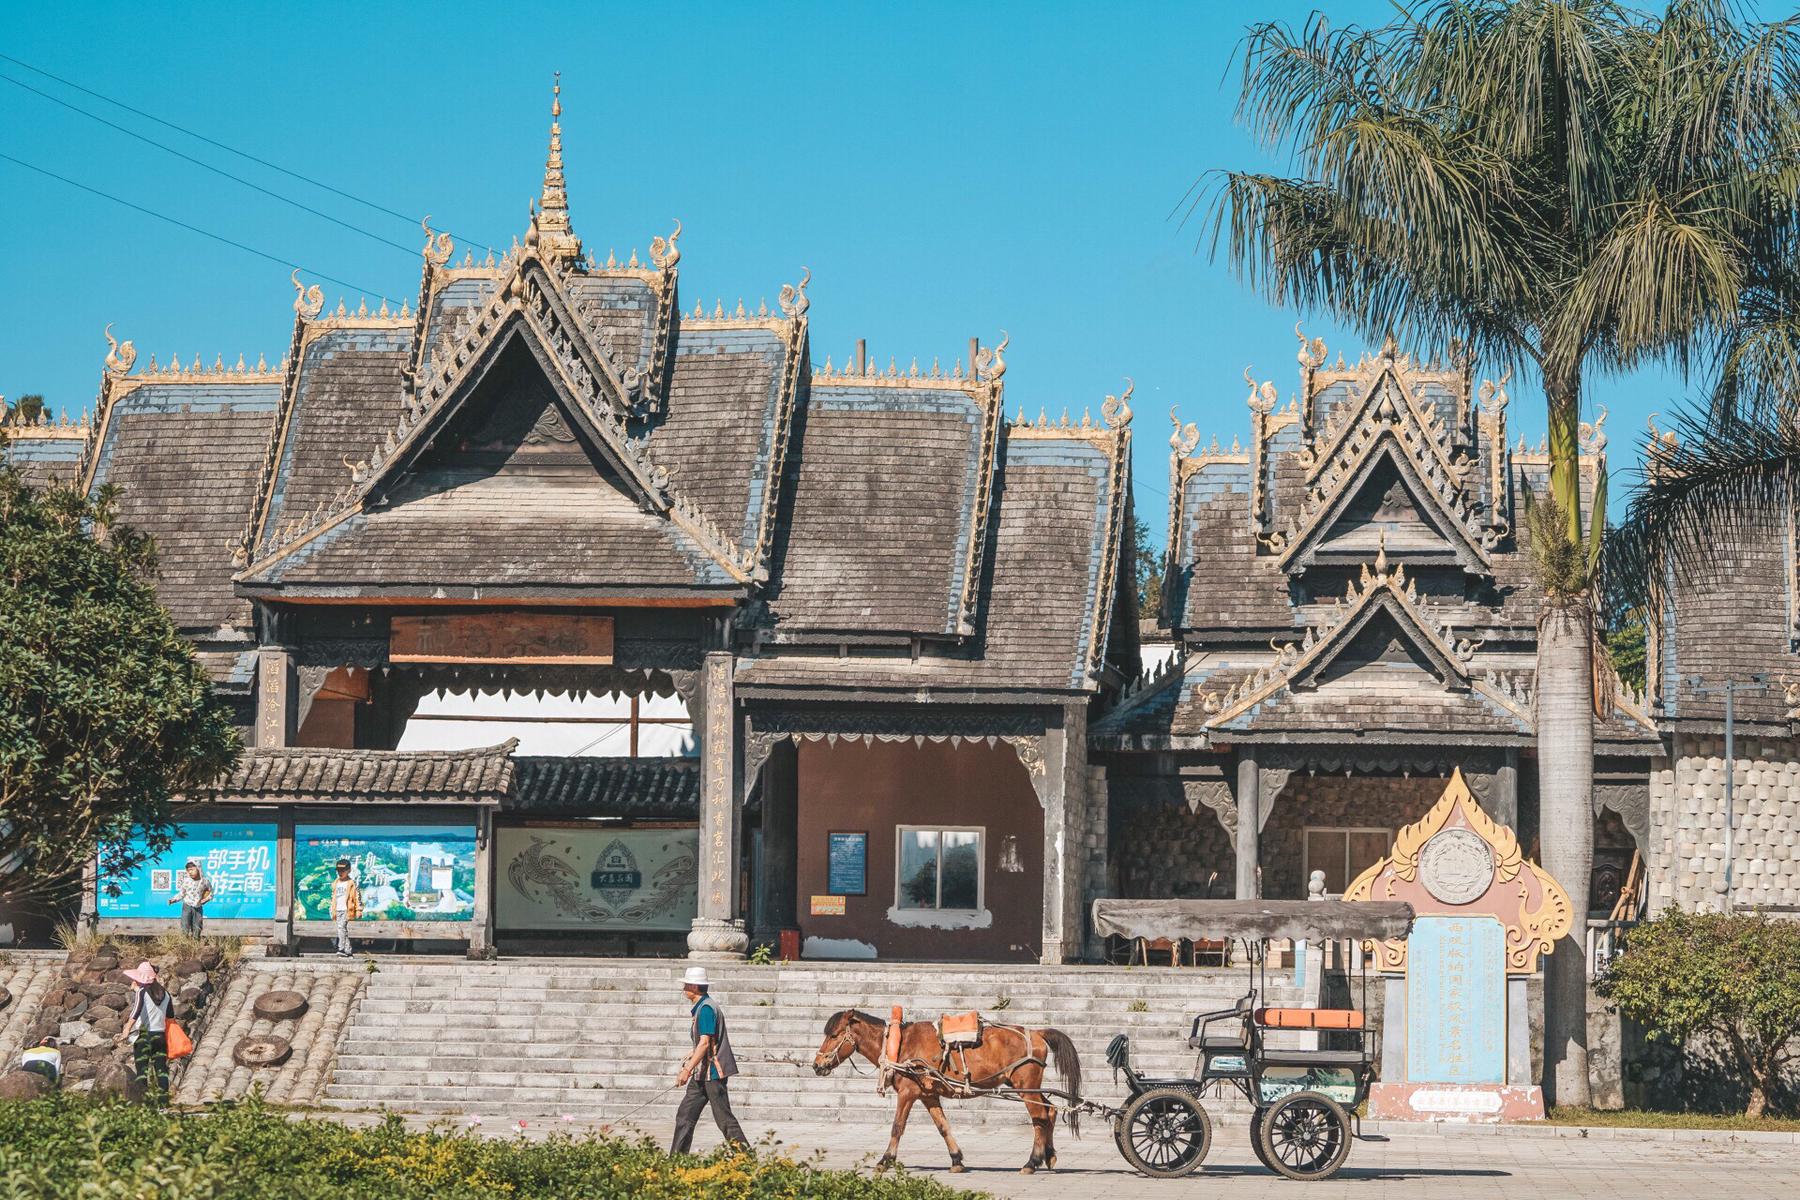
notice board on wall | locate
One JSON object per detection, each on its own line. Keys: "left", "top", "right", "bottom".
{"left": 497, "top": 827, "right": 698, "bottom": 931}
{"left": 295, "top": 824, "right": 477, "bottom": 922}
{"left": 97, "top": 823, "right": 279, "bottom": 921}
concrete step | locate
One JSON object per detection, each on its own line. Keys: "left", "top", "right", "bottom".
{"left": 315, "top": 958, "right": 1302, "bottom": 1125}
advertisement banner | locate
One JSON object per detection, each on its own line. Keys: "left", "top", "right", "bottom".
{"left": 97, "top": 823, "right": 278, "bottom": 921}
{"left": 296, "top": 824, "right": 477, "bottom": 922}
{"left": 497, "top": 827, "right": 697, "bottom": 931}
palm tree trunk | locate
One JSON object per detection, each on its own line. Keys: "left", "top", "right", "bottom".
{"left": 1538, "top": 361, "right": 1594, "bottom": 1109}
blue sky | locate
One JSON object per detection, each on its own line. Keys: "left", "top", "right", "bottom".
{"left": 0, "top": 2, "right": 1731, "bottom": 547}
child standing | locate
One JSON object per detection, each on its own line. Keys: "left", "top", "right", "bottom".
{"left": 330, "top": 857, "right": 363, "bottom": 957}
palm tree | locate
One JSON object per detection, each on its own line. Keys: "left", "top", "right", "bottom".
{"left": 1208, "top": 0, "right": 1800, "bottom": 1106}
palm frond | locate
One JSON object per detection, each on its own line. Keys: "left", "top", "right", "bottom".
{"left": 1606, "top": 404, "right": 1800, "bottom": 611}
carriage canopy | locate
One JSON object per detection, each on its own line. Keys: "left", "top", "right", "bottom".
{"left": 1089, "top": 898, "right": 1415, "bottom": 944}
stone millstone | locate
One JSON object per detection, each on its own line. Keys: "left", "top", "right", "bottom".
{"left": 233, "top": 1035, "right": 292, "bottom": 1068}
{"left": 0, "top": 1070, "right": 50, "bottom": 1100}
{"left": 252, "top": 990, "right": 308, "bottom": 1021}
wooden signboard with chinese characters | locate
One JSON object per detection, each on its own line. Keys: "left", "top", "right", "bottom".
{"left": 389, "top": 614, "right": 614, "bottom": 665}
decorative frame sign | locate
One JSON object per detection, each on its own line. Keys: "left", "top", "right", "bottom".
{"left": 827, "top": 831, "right": 868, "bottom": 896}
{"left": 810, "top": 895, "right": 846, "bottom": 916}
{"left": 1344, "top": 767, "right": 1572, "bottom": 974}
{"left": 389, "top": 613, "right": 614, "bottom": 665}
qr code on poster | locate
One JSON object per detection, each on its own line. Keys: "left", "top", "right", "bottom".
{"left": 151, "top": 870, "right": 172, "bottom": 892}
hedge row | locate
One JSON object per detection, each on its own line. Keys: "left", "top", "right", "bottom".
{"left": 0, "top": 1098, "right": 977, "bottom": 1200}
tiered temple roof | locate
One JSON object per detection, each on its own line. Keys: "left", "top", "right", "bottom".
{"left": 2, "top": 84, "right": 1134, "bottom": 703}
{"left": 1098, "top": 331, "right": 1656, "bottom": 753}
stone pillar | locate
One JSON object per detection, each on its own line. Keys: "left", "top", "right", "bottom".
{"left": 468, "top": 807, "right": 495, "bottom": 958}
{"left": 1235, "top": 749, "right": 1260, "bottom": 900}
{"left": 1494, "top": 749, "right": 1519, "bottom": 832}
{"left": 1039, "top": 722, "right": 1070, "bottom": 965}
{"left": 754, "top": 742, "right": 800, "bottom": 935}
{"left": 256, "top": 645, "right": 295, "bottom": 748}
{"left": 270, "top": 809, "right": 296, "bottom": 955}
{"left": 688, "top": 650, "right": 748, "bottom": 960}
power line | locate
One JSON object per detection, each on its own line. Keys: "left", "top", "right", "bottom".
{"left": 0, "top": 151, "right": 388, "bottom": 299}
{"left": 0, "top": 50, "right": 496, "bottom": 255}
{"left": 0, "top": 71, "right": 418, "bottom": 257}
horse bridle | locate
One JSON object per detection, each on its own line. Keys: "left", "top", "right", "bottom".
{"left": 818, "top": 1016, "right": 866, "bottom": 1074}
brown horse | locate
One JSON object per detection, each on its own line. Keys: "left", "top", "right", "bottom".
{"left": 812, "top": 1009, "right": 1081, "bottom": 1174}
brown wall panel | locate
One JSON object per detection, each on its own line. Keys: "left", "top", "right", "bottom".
{"left": 796, "top": 739, "right": 1042, "bottom": 962}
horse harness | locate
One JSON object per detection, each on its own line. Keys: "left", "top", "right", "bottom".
{"left": 878, "top": 1009, "right": 1046, "bottom": 1098}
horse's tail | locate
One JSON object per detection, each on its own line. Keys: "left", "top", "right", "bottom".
{"left": 1041, "top": 1027, "right": 1082, "bottom": 1137}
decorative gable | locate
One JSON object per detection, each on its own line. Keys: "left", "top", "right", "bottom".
{"left": 1205, "top": 540, "right": 1480, "bottom": 726}
{"left": 1264, "top": 338, "right": 1496, "bottom": 577}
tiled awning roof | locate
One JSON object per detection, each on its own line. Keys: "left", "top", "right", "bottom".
{"left": 506, "top": 756, "right": 699, "bottom": 819}
{"left": 194, "top": 741, "right": 517, "bottom": 805}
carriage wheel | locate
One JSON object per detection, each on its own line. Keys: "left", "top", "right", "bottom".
{"left": 1255, "top": 1091, "right": 1352, "bottom": 1181}
{"left": 1117, "top": 1086, "right": 1211, "bottom": 1179}
{"left": 1249, "top": 1106, "right": 1279, "bottom": 1172}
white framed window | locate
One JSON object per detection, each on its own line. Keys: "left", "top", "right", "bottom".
{"left": 895, "top": 826, "right": 984, "bottom": 913}
{"left": 1303, "top": 827, "right": 1392, "bottom": 896}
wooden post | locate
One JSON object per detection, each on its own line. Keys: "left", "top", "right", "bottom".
{"left": 1236, "top": 749, "right": 1260, "bottom": 900}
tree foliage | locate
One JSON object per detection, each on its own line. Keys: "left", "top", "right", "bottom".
{"left": 1598, "top": 911, "right": 1800, "bottom": 1116}
{"left": 1132, "top": 516, "right": 1164, "bottom": 622}
{"left": 1609, "top": 403, "right": 1800, "bottom": 613}
{"left": 1206, "top": 0, "right": 1800, "bottom": 567}
{"left": 0, "top": 464, "right": 238, "bottom": 911}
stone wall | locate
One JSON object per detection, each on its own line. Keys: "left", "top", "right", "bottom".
{"left": 1648, "top": 733, "right": 1800, "bottom": 913}
{"left": 3, "top": 942, "right": 231, "bottom": 1098}
{"left": 1108, "top": 778, "right": 1235, "bottom": 899}
{"left": 1261, "top": 774, "right": 1445, "bottom": 899}
{"left": 1079, "top": 765, "right": 1110, "bottom": 958}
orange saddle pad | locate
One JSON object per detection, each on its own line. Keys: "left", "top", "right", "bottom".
{"left": 939, "top": 1011, "right": 983, "bottom": 1047}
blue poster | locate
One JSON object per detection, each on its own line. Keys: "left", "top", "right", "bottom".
{"left": 97, "top": 822, "right": 278, "bottom": 920}
{"left": 1406, "top": 915, "right": 1506, "bottom": 1084}
{"left": 295, "top": 823, "right": 477, "bottom": 922}
{"left": 827, "top": 832, "right": 867, "bottom": 896}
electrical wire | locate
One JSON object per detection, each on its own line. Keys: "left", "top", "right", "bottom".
{"left": 0, "top": 71, "right": 418, "bottom": 257}
{"left": 0, "top": 50, "right": 496, "bottom": 255}
{"left": 0, "top": 151, "right": 387, "bottom": 299}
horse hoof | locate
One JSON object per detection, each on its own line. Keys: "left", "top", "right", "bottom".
{"left": 1020, "top": 1166, "right": 1036, "bottom": 1175}
{"left": 949, "top": 1164, "right": 968, "bottom": 1174}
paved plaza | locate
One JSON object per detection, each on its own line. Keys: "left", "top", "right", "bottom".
{"left": 761, "top": 1120, "right": 1798, "bottom": 1200}
{"left": 327, "top": 1109, "right": 1800, "bottom": 1199}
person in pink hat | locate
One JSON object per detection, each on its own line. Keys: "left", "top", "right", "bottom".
{"left": 120, "top": 961, "right": 173, "bottom": 1101}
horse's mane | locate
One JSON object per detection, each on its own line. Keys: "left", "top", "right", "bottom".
{"left": 824, "top": 1008, "right": 885, "bottom": 1035}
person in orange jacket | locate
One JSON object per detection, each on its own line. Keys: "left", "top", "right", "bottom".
{"left": 330, "top": 857, "right": 363, "bottom": 957}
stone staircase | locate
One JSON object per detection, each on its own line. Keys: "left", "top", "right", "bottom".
{"left": 322, "top": 958, "right": 1302, "bottom": 1127}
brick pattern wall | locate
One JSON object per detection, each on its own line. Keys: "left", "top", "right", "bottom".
{"left": 1261, "top": 775, "right": 1445, "bottom": 898}
{"left": 1649, "top": 733, "right": 1800, "bottom": 912}
{"left": 1110, "top": 789, "right": 1236, "bottom": 898}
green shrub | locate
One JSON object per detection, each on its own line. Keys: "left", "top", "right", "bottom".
{"left": 1597, "top": 911, "right": 1800, "bottom": 1117}
{"left": 0, "top": 1096, "right": 978, "bottom": 1199}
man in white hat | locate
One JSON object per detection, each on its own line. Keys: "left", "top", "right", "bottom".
{"left": 669, "top": 965, "right": 747, "bottom": 1153}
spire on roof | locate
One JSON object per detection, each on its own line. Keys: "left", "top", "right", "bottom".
{"left": 531, "top": 73, "right": 582, "bottom": 261}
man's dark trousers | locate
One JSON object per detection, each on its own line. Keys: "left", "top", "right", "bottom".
{"left": 670, "top": 1076, "right": 747, "bottom": 1153}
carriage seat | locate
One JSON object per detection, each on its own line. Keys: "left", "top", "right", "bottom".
{"left": 1255, "top": 1007, "right": 1364, "bottom": 1030}
{"left": 1256, "top": 1047, "right": 1368, "bottom": 1069}
{"left": 1188, "top": 993, "right": 1254, "bottom": 1051}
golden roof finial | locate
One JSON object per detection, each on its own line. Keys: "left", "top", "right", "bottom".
{"left": 534, "top": 73, "right": 581, "bottom": 260}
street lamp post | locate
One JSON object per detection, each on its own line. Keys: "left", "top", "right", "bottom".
{"left": 1686, "top": 674, "right": 1768, "bottom": 913}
